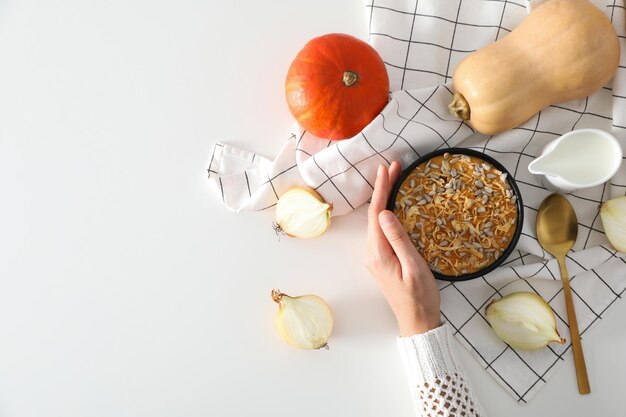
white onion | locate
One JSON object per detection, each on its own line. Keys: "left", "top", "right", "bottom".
{"left": 275, "top": 187, "right": 332, "bottom": 239}
{"left": 272, "top": 289, "right": 333, "bottom": 350}
{"left": 485, "top": 292, "right": 565, "bottom": 350}
{"left": 600, "top": 196, "right": 626, "bottom": 253}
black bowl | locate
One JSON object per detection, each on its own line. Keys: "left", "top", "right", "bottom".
{"left": 386, "top": 148, "right": 524, "bottom": 281}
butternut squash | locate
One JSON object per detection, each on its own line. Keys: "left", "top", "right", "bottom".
{"left": 448, "top": 0, "right": 620, "bottom": 135}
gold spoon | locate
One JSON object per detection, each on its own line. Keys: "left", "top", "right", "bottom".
{"left": 536, "top": 193, "right": 590, "bottom": 394}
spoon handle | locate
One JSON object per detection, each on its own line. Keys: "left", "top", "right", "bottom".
{"left": 558, "top": 256, "right": 591, "bottom": 394}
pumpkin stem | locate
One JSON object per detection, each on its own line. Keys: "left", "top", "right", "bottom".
{"left": 448, "top": 92, "right": 471, "bottom": 121}
{"left": 343, "top": 71, "right": 358, "bottom": 87}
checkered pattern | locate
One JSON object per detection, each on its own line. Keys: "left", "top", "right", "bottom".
{"left": 207, "top": 0, "right": 626, "bottom": 402}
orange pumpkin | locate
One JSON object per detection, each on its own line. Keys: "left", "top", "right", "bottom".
{"left": 285, "top": 33, "right": 390, "bottom": 140}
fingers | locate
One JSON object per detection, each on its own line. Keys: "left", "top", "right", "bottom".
{"left": 378, "top": 210, "right": 419, "bottom": 272}
{"left": 367, "top": 165, "right": 393, "bottom": 265}
{"left": 368, "top": 161, "right": 401, "bottom": 229}
{"left": 388, "top": 161, "right": 401, "bottom": 189}
{"left": 367, "top": 161, "right": 404, "bottom": 271}
{"left": 368, "top": 165, "right": 390, "bottom": 225}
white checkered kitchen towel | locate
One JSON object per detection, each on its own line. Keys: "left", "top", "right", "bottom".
{"left": 208, "top": 0, "right": 626, "bottom": 402}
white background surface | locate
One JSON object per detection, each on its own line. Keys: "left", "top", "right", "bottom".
{"left": 1, "top": 0, "right": 625, "bottom": 416}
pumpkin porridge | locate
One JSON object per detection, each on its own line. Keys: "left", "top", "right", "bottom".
{"left": 393, "top": 152, "right": 518, "bottom": 277}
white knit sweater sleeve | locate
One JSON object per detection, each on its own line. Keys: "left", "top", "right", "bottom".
{"left": 397, "top": 323, "right": 485, "bottom": 417}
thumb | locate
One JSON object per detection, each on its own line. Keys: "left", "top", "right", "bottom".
{"left": 378, "top": 210, "right": 418, "bottom": 268}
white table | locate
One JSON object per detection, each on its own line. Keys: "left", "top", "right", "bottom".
{"left": 1, "top": 1, "right": 624, "bottom": 416}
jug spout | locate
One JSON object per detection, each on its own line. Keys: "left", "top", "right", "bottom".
{"left": 528, "top": 154, "right": 556, "bottom": 176}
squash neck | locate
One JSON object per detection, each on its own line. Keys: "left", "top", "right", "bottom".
{"left": 448, "top": 92, "right": 471, "bottom": 121}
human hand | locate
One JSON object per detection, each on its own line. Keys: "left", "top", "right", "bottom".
{"left": 366, "top": 162, "right": 441, "bottom": 336}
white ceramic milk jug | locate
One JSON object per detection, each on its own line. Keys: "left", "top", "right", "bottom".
{"left": 528, "top": 129, "right": 623, "bottom": 193}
